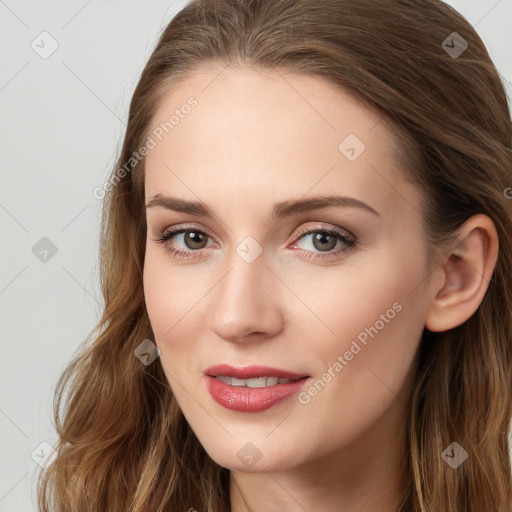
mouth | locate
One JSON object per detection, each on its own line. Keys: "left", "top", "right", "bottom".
{"left": 213, "top": 375, "right": 300, "bottom": 387}
{"left": 204, "top": 364, "right": 311, "bottom": 412}
{"left": 205, "top": 364, "right": 308, "bottom": 379}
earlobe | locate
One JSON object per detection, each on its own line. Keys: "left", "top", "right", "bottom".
{"left": 424, "top": 214, "right": 499, "bottom": 333}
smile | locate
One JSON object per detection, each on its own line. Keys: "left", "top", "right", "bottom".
{"left": 214, "top": 376, "right": 296, "bottom": 387}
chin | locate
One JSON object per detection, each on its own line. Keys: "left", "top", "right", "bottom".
{"left": 203, "top": 440, "right": 300, "bottom": 473}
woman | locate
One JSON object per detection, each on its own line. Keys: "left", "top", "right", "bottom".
{"left": 37, "top": 0, "right": 512, "bottom": 511}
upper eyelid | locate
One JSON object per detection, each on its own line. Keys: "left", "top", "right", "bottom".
{"left": 161, "top": 223, "right": 217, "bottom": 242}
{"left": 293, "top": 222, "right": 355, "bottom": 239}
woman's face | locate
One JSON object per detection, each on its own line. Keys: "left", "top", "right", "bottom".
{"left": 143, "top": 65, "right": 434, "bottom": 472}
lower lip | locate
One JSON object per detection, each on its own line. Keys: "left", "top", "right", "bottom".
{"left": 205, "top": 375, "right": 310, "bottom": 412}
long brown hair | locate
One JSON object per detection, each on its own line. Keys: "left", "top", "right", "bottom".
{"left": 37, "top": 1, "right": 512, "bottom": 510}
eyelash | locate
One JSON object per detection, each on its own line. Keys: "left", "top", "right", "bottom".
{"left": 152, "top": 223, "right": 357, "bottom": 261}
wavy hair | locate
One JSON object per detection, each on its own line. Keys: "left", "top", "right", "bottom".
{"left": 37, "top": 0, "right": 512, "bottom": 510}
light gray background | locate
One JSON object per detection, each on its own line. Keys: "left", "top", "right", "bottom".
{"left": 1, "top": 1, "right": 511, "bottom": 510}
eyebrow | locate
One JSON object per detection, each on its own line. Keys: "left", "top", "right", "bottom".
{"left": 145, "top": 193, "right": 380, "bottom": 218}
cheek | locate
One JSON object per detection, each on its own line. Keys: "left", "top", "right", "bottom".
{"left": 143, "top": 254, "right": 192, "bottom": 381}
{"left": 286, "top": 248, "right": 427, "bottom": 398}
{"left": 287, "top": 261, "right": 425, "bottom": 451}
{"left": 143, "top": 249, "right": 173, "bottom": 337}
{"left": 287, "top": 252, "right": 421, "bottom": 340}
{"left": 143, "top": 247, "right": 200, "bottom": 338}
{"left": 142, "top": 247, "right": 212, "bottom": 376}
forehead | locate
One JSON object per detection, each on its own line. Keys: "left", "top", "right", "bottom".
{"left": 144, "top": 65, "right": 420, "bottom": 221}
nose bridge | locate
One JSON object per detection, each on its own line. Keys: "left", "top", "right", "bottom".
{"left": 207, "top": 242, "right": 283, "bottom": 341}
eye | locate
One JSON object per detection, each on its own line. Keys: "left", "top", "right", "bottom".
{"left": 152, "top": 224, "right": 216, "bottom": 259}
{"left": 152, "top": 222, "right": 357, "bottom": 260}
{"left": 289, "top": 223, "right": 357, "bottom": 260}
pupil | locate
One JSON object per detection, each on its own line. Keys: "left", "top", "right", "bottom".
{"left": 186, "top": 232, "right": 206, "bottom": 249}
{"left": 313, "top": 232, "right": 336, "bottom": 251}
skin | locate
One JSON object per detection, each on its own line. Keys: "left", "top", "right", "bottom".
{"left": 142, "top": 64, "right": 498, "bottom": 512}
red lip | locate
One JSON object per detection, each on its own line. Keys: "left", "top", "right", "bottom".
{"left": 204, "top": 375, "right": 310, "bottom": 412}
{"left": 205, "top": 364, "right": 308, "bottom": 380}
{"left": 204, "top": 365, "right": 311, "bottom": 412}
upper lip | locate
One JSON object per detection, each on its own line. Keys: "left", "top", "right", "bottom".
{"left": 205, "top": 364, "right": 309, "bottom": 380}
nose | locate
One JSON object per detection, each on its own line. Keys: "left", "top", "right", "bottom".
{"left": 207, "top": 247, "right": 284, "bottom": 343}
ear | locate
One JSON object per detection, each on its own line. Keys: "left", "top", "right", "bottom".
{"left": 425, "top": 214, "right": 499, "bottom": 332}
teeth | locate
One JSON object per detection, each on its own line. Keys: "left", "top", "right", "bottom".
{"left": 214, "top": 376, "right": 295, "bottom": 387}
